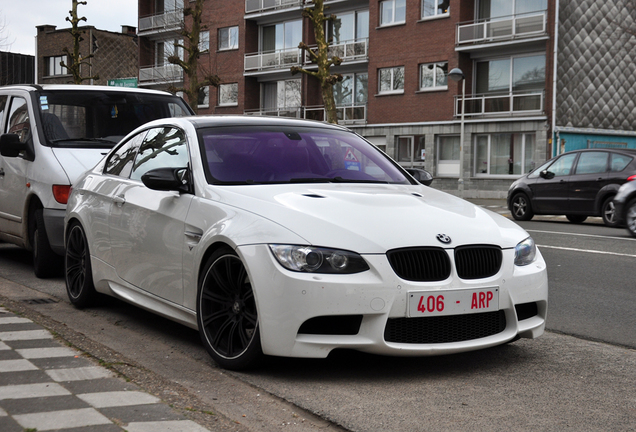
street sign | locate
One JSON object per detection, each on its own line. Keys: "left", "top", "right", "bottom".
{"left": 107, "top": 78, "right": 138, "bottom": 88}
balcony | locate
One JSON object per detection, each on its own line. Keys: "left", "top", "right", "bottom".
{"left": 456, "top": 11, "right": 547, "bottom": 48}
{"left": 138, "top": 10, "right": 183, "bottom": 35}
{"left": 245, "top": 0, "right": 304, "bottom": 14}
{"left": 244, "top": 48, "right": 303, "bottom": 72}
{"left": 244, "top": 106, "right": 304, "bottom": 118}
{"left": 304, "top": 105, "right": 367, "bottom": 125}
{"left": 304, "top": 38, "right": 369, "bottom": 64}
{"left": 454, "top": 90, "right": 544, "bottom": 117}
{"left": 139, "top": 64, "right": 183, "bottom": 84}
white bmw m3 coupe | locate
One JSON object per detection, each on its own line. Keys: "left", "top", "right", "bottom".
{"left": 64, "top": 116, "right": 548, "bottom": 370}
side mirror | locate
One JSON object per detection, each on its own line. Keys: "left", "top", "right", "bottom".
{"left": 405, "top": 168, "right": 434, "bottom": 186}
{"left": 540, "top": 169, "right": 555, "bottom": 180}
{"left": 141, "top": 167, "right": 191, "bottom": 193}
{"left": 0, "top": 134, "right": 27, "bottom": 157}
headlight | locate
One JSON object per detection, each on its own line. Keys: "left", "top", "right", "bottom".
{"left": 269, "top": 245, "right": 369, "bottom": 274}
{"left": 514, "top": 237, "right": 537, "bottom": 266}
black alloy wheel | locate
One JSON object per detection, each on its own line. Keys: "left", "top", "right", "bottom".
{"left": 601, "top": 196, "right": 619, "bottom": 227}
{"left": 510, "top": 193, "right": 534, "bottom": 221}
{"left": 625, "top": 198, "right": 636, "bottom": 237}
{"left": 65, "top": 222, "right": 97, "bottom": 308}
{"left": 197, "top": 248, "right": 262, "bottom": 370}
{"left": 566, "top": 215, "right": 588, "bottom": 224}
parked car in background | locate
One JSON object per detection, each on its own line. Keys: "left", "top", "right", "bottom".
{"left": 64, "top": 116, "right": 548, "bottom": 370}
{"left": 507, "top": 148, "right": 636, "bottom": 226}
{"left": 0, "top": 84, "right": 193, "bottom": 277}
{"left": 613, "top": 180, "right": 636, "bottom": 237}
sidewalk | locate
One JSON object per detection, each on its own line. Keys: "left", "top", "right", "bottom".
{"left": 0, "top": 306, "right": 211, "bottom": 432}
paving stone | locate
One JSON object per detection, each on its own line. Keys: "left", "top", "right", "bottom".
{"left": 1, "top": 395, "right": 90, "bottom": 415}
{"left": 0, "top": 369, "right": 51, "bottom": 386}
{"left": 100, "top": 403, "right": 186, "bottom": 423}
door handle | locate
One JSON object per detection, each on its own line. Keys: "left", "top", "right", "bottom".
{"left": 113, "top": 195, "right": 126, "bottom": 206}
{"left": 0, "top": 168, "right": 4, "bottom": 177}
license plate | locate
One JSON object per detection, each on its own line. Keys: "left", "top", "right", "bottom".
{"left": 408, "top": 287, "right": 499, "bottom": 317}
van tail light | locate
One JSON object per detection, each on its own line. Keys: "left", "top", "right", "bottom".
{"left": 627, "top": 175, "right": 636, "bottom": 182}
{"left": 52, "top": 185, "right": 71, "bottom": 204}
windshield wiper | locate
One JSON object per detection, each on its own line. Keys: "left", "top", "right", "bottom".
{"left": 51, "top": 137, "right": 116, "bottom": 143}
{"left": 329, "top": 176, "right": 389, "bottom": 184}
{"left": 289, "top": 177, "right": 331, "bottom": 183}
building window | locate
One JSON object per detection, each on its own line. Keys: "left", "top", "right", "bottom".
{"left": 397, "top": 136, "right": 426, "bottom": 164}
{"left": 475, "top": 133, "right": 536, "bottom": 176}
{"left": 328, "top": 10, "right": 369, "bottom": 43}
{"left": 218, "top": 26, "right": 239, "bottom": 51}
{"left": 436, "top": 135, "right": 460, "bottom": 176}
{"left": 219, "top": 83, "right": 238, "bottom": 106}
{"left": 199, "top": 31, "right": 210, "bottom": 52}
{"left": 419, "top": 62, "right": 448, "bottom": 91}
{"left": 422, "top": 0, "right": 449, "bottom": 19}
{"left": 198, "top": 86, "right": 209, "bottom": 109}
{"left": 380, "top": 0, "right": 406, "bottom": 26}
{"left": 46, "top": 56, "right": 67, "bottom": 76}
{"left": 261, "top": 79, "right": 302, "bottom": 116}
{"left": 478, "top": 0, "right": 547, "bottom": 20}
{"left": 378, "top": 66, "right": 404, "bottom": 94}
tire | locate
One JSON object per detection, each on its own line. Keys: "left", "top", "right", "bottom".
{"left": 566, "top": 215, "right": 587, "bottom": 224}
{"left": 601, "top": 196, "right": 619, "bottom": 227}
{"left": 625, "top": 198, "right": 636, "bottom": 238}
{"left": 32, "top": 209, "right": 63, "bottom": 278}
{"left": 65, "top": 222, "right": 97, "bottom": 308}
{"left": 510, "top": 193, "right": 534, "bottom": 221}
{"left": 197, "top": 247, "right": 262, "bottom": 370}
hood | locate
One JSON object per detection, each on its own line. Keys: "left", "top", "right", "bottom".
{"left": 51, "top": 148, "right": 109, "bottom": 184}
{"left": 211, "top": 184, "right": 529, "bottom": 253}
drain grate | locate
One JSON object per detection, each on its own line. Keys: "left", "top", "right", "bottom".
{"left": 22, "top": 298, "right": 60, "bottom": 305}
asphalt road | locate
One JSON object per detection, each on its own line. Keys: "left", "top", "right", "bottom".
{"left": 0, "top": 211, "right": 635, "bottom": 431}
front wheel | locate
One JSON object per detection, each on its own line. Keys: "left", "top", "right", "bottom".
{"left": 197, "top": 248, "right": 262, "bottom": 370}
{"left": 65, "top": 222, "right": 97, "bottom": 308}
{"left": 601, "top": 196, "right": 618, "bottom": 227}
{"left": 625, "top": 198, "right": 636, "bottom": 237}
{"left": 510, "top": 193, "right": 534, "bottom": 221}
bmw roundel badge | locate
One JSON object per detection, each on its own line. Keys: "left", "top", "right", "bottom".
{"left": 436, "top": 234, "right": 451, "bottom": 244}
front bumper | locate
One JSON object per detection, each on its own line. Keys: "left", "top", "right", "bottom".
{"left": 237, "top": 244, "right": 548, "bottom": 358}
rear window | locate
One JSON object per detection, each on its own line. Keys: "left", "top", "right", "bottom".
{"left": 36, "top": 90, "right": 191, "bottom": 148}
{"left": 610, "top": 153, "right": 633, "bottom": 172}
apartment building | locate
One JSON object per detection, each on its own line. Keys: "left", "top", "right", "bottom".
{"left": 137, "top": 0, "right": 636, "bottom": 198}
{"left": 36, "top": 24, "right": 138, "bottom": 85}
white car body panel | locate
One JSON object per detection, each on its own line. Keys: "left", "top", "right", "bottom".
{"left": 65, "top": 116, "right": 548, "bottom": 364}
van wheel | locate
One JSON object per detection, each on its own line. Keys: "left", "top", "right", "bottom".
{"left": 32, "top": 209, "right": 63, "bottom": 278}
{"left": 601, "top": 196, "right": 618, "bottom": 227}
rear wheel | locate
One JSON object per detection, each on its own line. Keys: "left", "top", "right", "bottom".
{"left": 510, "top": 193, "right": 534, "bottom": 221}
{"left": 566, "top": 215, "right": 587, "bottom": 224}
{"left": 601, "top": 196, "right": 618, "bottom": 227}
{"left": 65, "top": 222, "right": 97, "bottom": 308}
{"left": 197, "top": 248, "right": 262, "bottom": 370}
{"left": 32, "top": 209, "right": 63, "bottom": 278}
{"left": 625, "top": 198, "right": 636, "bottom": 237}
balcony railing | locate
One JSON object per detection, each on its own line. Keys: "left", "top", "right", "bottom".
{"left": 245, "top": 0, "right": 304, "bottom": 14}
{"left": 139, "top": 64, "right": 183, "bottom": 84}
{"left": 304, "top": 105, "right": 367, "bottom": 124}
{"left": 454, "top": 90, "right": 544, "bottom": 117}
{"left": 244, "top": 48, "right": 303, "bottom": 72}
{"left": 139, "top": 10, "right": 183, "bottom": 33}
{"left": 456, "top": 11, "right": 546, "bottom": 46}
{"left": 304, "top": 38, "right": 369, "bottom": 64}
{"left": 244, "top": 107, "right": 304, "bottom": 118}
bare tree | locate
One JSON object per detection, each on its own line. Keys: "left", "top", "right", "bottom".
{"left": 60, "top": 0, "right": 99, "bottom": 84}
{"left": 291, "top": 0, "right": 343, "bottom": 124}
{"left": 168, "top": 0, "right": 219, "bottom": 114}
{"left": 0, "top": 13, "right": 15, "bottom": 51}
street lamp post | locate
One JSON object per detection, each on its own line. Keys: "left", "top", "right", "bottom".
{"left": 448, "top": 67, "right": 465, "bottom": 197}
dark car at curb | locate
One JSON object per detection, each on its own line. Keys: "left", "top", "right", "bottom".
{"left": 614, "top": 180, "right": 636, "bottom": 237}
{"left": 507, "top": 148, "right": 636, "bottom": 226}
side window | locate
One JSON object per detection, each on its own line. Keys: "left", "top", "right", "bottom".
{"left": 0, "top": 95, "right": 7, "bottom": 130}
{"left": 130, "top": 127, "right": 189, "bottom": 181}
{"left": 104, "top": 132, "right": 146, "bottom": 178}
{"left": 7, "top": 97, "right": 32, "bottom": 143}
{"left": 610, "top": 153, "right": 633, "bottom": 172}
{"left": 547, "top": 153, "right": 577, "bottom": 177}
{"left": 574, "top": 152, "right": 608, "bottom": 175}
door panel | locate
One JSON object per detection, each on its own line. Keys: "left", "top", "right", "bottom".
{"left": 530, "top": 152, "right": 577, "bottom": 214}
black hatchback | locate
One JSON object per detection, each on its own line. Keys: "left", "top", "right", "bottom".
{"left": 507, "top": 148, "right": 636, "bottom": 226}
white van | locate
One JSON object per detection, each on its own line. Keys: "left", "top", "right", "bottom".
{"left": 0, "top": 84, "right": 193, "bottom": 277}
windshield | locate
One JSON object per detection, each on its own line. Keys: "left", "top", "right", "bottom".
{"left": 198, "top": 126, "right": 411, "bottom": 185}
{"left": 36, "top": 90, "right": 192, "bottom": 148}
